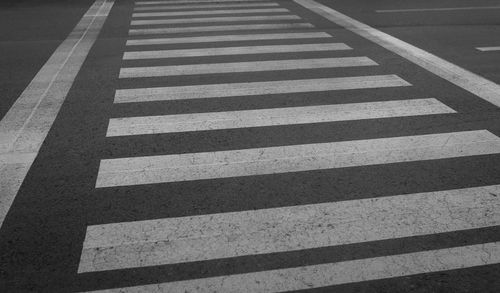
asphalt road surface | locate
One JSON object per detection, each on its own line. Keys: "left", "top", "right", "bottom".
{"left": 1, "top": 0, "right": 500, "bottom": 292}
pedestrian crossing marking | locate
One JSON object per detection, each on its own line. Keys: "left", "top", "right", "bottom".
{"left": 136, "top": 0, "right": 272, "bottom": 5}
{"left": 130, "top": 15, "right": 301, "bottom": 25}
{"left": 134, "top": 2, "right": 280, "bottom": 11}
{"left": 132, "top": 8, "right": 289, "bottom": 17}
{"left": 128, "top": 23, "right": 315, "bottom": 35}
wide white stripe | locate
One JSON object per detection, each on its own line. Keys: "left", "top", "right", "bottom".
{"left": 126, "top": 32, "right": 331, "bottom": 46}
{"left": 476, "top": 46, "right": 500, "bottom": 52}
{"left": 295, "top": 0, "right": 500, "bottom": 107}
{"left": 128, "top": 23, "right": 314, "bottom": 35}
{"left": 84, "top": 241, "right": 500, "bottom": 292}
{"left": 95, "top": 130, "right": 500, "bottom": 187}
{"left": 0, "top": 0, "right": 114, "bottom": 228}
{"left": 134, "top": 2, "right": 279, "bottom": 11}
{"left": 136, "top": 0, "right": 269, "bottom": 4}
{"left": 119, "top": 56, "right": 377, "bottom": 78}
{"left": 376, "top": 6, "right": 500, "bottom": 13}
{"left": 106, "top": 99, "right": 455, "bottom": 136}
{"left": 132, "top": 8, "right": 289, "bottom": 17}
{"left": 114, "top": 75, "right": 408, "bottom": 103}
{"left": 79, "top": 184, "right": 500, "bottom": 272}
{"left": 131, "top": 15, "right": 300, "bottom": 25}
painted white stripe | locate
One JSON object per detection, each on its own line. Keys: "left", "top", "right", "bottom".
{"left": 79, "top": 184, "right": 500, "bottom": 272}
{"left": 132, "top": 8, "right": 289, "bottom": 17}
{"left": 134, "top": 3, "right": 280, "bottom": 11}
{"left": 131, "top": 15, "right": 300, "bottom": 25}
{"left": 106, "top": 99, "right": 455, "bottom": 136}
{"left": 136, "top": 0, "right": 273, "bottom": 5}
{"left": 128, "top": 22, "right": 314, "bottom": 35}
{"left": 84, "top": 241, "right": 500, "bottom": 292}
{"left": 119, "top": 56, "right": 377, "bottom": 78}
{"left": 376, "top": 6, "right": 500, "bottom": 13}
{"left": 126, "top": 32, "right": 331, "bottom": 46}
{"left": 295, "top": 0, "right": 500, "bottom": 108}
{"left": 476, "top": 46, "right": 500, "bottom": 52}
{"left": 0, "top": 0, "right": 114, "bottom": 228}
{"left": 114, "top": 74, "right": 407, "bottom": 103}
{"left": 95, "top": 130, "right": 500, "bottom": 187}
{"left": 123, "top": 43, "right": 348, "bottom": 60}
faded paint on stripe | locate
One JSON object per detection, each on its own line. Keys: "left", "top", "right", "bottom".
{"left": 134, "top": 2, "right": 280, "bottom": 11}
{"left": 130, "top": 15, "right": 301, "bottom": 25}
{"left": 128, "top": 23, "right": 315, "bottom": 35}
{"left": 132, "top": 8, "right": 289, "bottom": 17}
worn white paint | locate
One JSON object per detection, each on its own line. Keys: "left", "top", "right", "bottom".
{"left": 131, "top": 15, "right": 300, "bottom": 25}
{"left": 134, "top": 2, "right": 279, "bottom": 11}
{"left": 96, "top": 130, "right": 500, "bottom": 187}
{"left": 376, "top": 6, "right": 500, "bottom": 13}
{"left": 476, "top": 46, "right": 500, "bottom": 52}
{"left": 136, "top": 0, "right": 269, "bottom": 4}
{"left": 132, "top": 8, "right": 289, "bottom": 17}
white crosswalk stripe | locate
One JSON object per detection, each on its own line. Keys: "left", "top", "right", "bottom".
{"left": 134, "top": 3, "right": 280, "bottom": 11}
{"left": 130, "top": 15, "right": 301, "bottom": 25}
{"left": 136, "top": 0, "right": 272, "bottom": 4}
{"left": 132, "top": 8, "right": 289, "bottom": 17}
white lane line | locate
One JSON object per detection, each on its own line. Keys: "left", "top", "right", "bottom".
{"left": 136, "top": 0, "right": 272, "bottom": 5}
{"left": 376, "top": 6, "right": 500, "bottom": 13}
{"left": 134, "top": 3, "right": 280, "bottom": 11}
{"left": 0, "top": 0, "right": 114, "bottom": 228}
{"left": 95, "top": 130, "right": 500, "bottom": 187}
{"left": 84, "top": 241, "right": 500, "bottom": 292}
{"left": 129, "top": 23, "right": 315, "bottom": 35}
{"left": 132, "top": 8, "right": 289, "bottom": 17}
{"left": 476, "top": 46, "right": 500, "bottom": 52}
{"left": 126, "top": 32, "right": 331, "bottom": 46}
{"left": 119, "top": 56, "right": 377, "bottom": 78}
{"left": 123, "top": 43, "right": 347, "bottom": 59}
{"left": 107, "top": 99, "right": 454, "bottom": 136}
{"left": 295, "top": 0, "right": 500, "bottom": 108}
{"left": 114, "top": 74, "right": 407, "bottom": 103}
{"left": 131, "top": 15, "right": 301, "bottom": 25}
{"left": 79, "top": 184, "right": 500, "bottom": 272}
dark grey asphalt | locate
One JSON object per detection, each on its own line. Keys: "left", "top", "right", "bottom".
{"left": 1, "top": 0, "right": 500, "bottom": 292}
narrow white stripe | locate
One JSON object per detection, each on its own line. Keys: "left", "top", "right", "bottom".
{"left": 107, "top": 99, "right": 455, "bottom": 136}
{"left": 376, "top": 6, "right": 500, "bottom": 13}
{"left": 134, "top": 2, "right": 279, "bottom": 11}
{"left": 79, "top": 184, "right": 500, "bottom": 272}
{"left": 131, "top": 15, "right": 300, "bottom": 25}
{"left": 123, "top": 43, "right": 347, "bottom": 60}
{"left": 84, "top": 241, "right": 500, "bottom": 292}
{"left": 128, "top": 23, "right": 314, "bottom": 35}
{"left": 0, "top": 0, "right": 114, "bottom": 228}
{"left": 114, "top": 75, "right": 408, "bottom": 103}
{"left": 136, "top": 0, "right": 273, "bottom": 5}
{"left": 95, "top": 130, "right": 500, "bottom": 187}
{"left": 126, "top": 32, "right": 331, "bottom": 46}
{"left": 119, "top": 56, "right": 377, "bottom": 78}
{"left": 132, "top": 8, "right": 289, "bottom": 17}
{"left": 476, "top": 46, "right": 500, "bottom": 52}
{"left": 295, "top": 0, "right": 500, "bottom": 107}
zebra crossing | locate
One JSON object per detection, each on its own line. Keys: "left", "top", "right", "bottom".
{"left": 79, "top": 0, "right": 500, "bottom": 291}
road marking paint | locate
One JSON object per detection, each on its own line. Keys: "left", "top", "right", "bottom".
{"left": 376, "top": 6, "right": 500, "bottom": 13}
{"left": 128, "top": 22, "right": 314, "bottom": 35}
{"left": 114, "top": 74, "right": 406, "bottom": 103}
{"left": 95, "top": 130, "right": 499, "bottom": 187}
{"left": 79, "top": 184, "right": 500, "bottom": 272}
{"left": 83, "top": 241, "right": 500, "bottom": 291}
{"left": 119, "top": 56, "right": 377, "bottom": 78}
{"left": 106, "top": 99, "right": 454, "bottom": 136}
{"left": 123, "top": 43, "right": 347, "bottom": 59}
{"left": 132, "top": 8, "right": 289, "bottom": 17}
{"left": 136, "top": 0, "right": 272, "bottom": 5}
{"left": 131, "top": 15, "right": 301, "bottom": 25}
{"left": 134, "top": 2, "right": 279, "bottom": 11}
{"left": 0, "top": 0, "right": 114, "bottom": 228}
{"left": 295, "top": 0, "right": 500, "bottom": 108}
{"left": 476, "top": 46, "right": 500, "bottom": 52}
{"left": 126, "top": 32, "right": 331, "bottom": 45}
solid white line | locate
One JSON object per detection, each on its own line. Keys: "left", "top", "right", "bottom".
{"left": 295, "top": 0, "right": 500, "bottom": 108}
{"left": 136, "top": 0, "right": 271, "bottom": 5}
{"left": 128, "top": 23, "right": 314, "bottom": 35}
{"left": 130, "top": 15, "right": 300, "bottom": 25}
{"left": 376, "top": 6, "right": 500, "bottom": 13}
{"left": 126, "top": 32, "right": 331, "bottom": 46}
{"left": 114, "top": 74, "right": 407, "bottom": 103}
{"left": 476, "top": 46, "right": 500, "bottom": 52}
{"left": 79, "top": 184, "right": 500, "bottom": 272}
{"left": 107, "top": 98, "right": 453, "bottom": 136}
{"left": 134, "top": 3, "right": 279, "bottom": 11}
{"left": 119, "top": 56, "right": 377, "bottom": 78}
{"left": 84, "top": 241, "right": 500, "bottom": 292}
{"left": 0, "top": 0, "right": 114, "bottom": 228}
{"left": 95, "top": 130, "right": 500, "bottom": 187}
{"left": 123, "top": 42, "right": 346, "bottom": 59}
{"left": 132, "top": 8, "right": 289, "bottom": 17}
